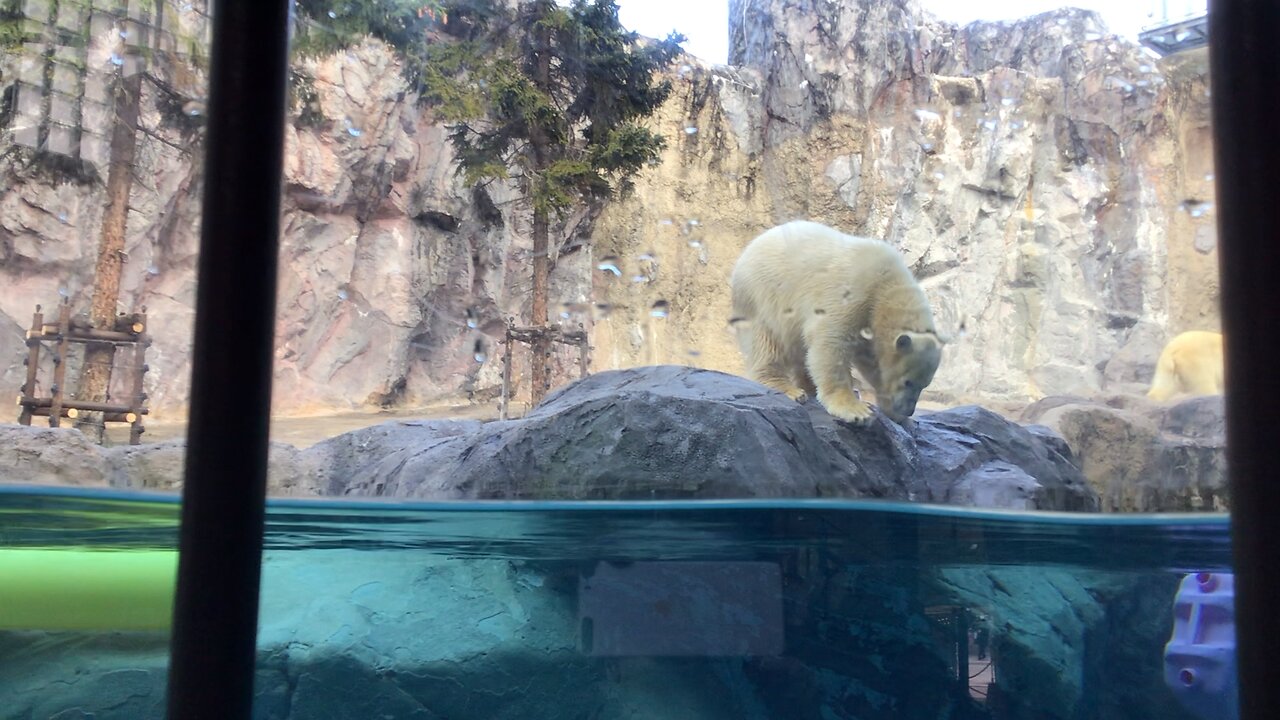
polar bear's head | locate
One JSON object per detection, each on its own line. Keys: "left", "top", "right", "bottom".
{"left": 876, "top": 331, "right": 943, "bottom": 421}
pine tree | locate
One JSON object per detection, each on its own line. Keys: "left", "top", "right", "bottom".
{"left": 296, "top": 0, "right": 684, "bottom": 404}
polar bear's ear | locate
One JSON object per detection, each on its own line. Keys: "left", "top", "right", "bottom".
{"left": 896, "top": 333, "right": 913, "bottom": 351}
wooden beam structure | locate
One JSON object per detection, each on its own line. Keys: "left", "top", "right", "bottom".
{"left": 498, "top": 317, "right": 592, "bottom": 420}
{"left": 15, "top": 299, "right": 150, "bottom": 444}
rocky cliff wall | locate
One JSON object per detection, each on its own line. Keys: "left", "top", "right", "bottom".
{"left": 0, "top": 0, "right": 1217, "bottom": 421}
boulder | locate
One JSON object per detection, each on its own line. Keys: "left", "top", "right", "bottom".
{"left": 1022, "top": 394, "right": 1227, "bottom": 511}
{"left": 2, "top": 368, "right": 1097, "bottom": 511}
{"left": 307, "top": 366, "right": 1097, "bottom": 511}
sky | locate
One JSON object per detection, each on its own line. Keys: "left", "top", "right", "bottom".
{"left": 617, "top": 0, "right": 1208, "bottom": 65}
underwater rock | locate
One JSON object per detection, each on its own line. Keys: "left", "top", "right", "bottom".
{"left": 1022, "top": 394, "right": 1227, "bottom": 511}
{"left": 312, "top": 366, "right": 1097, "bottom": 511}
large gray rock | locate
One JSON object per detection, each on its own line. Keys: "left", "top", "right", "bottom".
{"left": 309, "top": 366, "right": 1096, "bottom": 510}
{"left": 0, "top": 367, "right": 1096, "bottom": 511}
{"left": 1022, "top": 394, "right": 1227, "bottom": 512}
{"left": 0, "top": 424, "right": 110, "bottom": 486}
{"left": 0, "top": 423, "right": 318, "bottom": 495}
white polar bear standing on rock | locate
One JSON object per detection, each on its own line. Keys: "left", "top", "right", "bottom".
{"left": 730, "top": 220, "right": 947, "bottom": 425}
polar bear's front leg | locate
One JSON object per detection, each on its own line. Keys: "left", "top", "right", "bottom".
{"left": 805, "top": 332, "right": 874, "bottom": 425}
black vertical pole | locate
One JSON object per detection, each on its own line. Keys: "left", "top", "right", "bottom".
{"left": 1208, "top": 2, "right": 1280, "bottom": 719}
{"left": 165, "top": 1, "right": 290, "bottom": 718}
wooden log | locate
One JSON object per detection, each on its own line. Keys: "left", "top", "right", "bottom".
{"left": 129, "top": 321, "right": 148, "bottom": 445}
{"left": 19, "top": 307, "right": 42, "bottom": 426}
{"left": 113, "top": 313, "right": 145, "bottom": 334}
{"left": 49, "top": 303, "right": 70, "bottom": 428}
{"left": 27, "top": 407, "right": 140, "bottom": 423}
{"left": 500, "top": 324, "right": 513, "bottom": 421}
{"left": 23, "top": 397, "right": 148, "bottom": 415}
{"left": 36, "top": 327, "right": 141, "bottom": 344}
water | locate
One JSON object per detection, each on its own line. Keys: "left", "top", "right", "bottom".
{"left": 0, "top": 486, "right": 1233, "bottom": 719}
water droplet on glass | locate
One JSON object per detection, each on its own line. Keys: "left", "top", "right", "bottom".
{"left": 182, "top": 101, "right": 204, "bottom": 117}
{"left": 465, "top": 307, "right": 478, "bottom": 329}
{"left": 597, "top": 257, "right": 622, "bottom": 276}
{"left": 474, "top": 350, "right": 487, "bottom": 363}
{"left": 1122, "top": 83, "right": 1134, "bottom": 92}
{"left": 328, "top": 10, "right": 338, "bottom": 18}
{"left": 559, "top": 311, "right": 571, "bottom": 320}
{"left": 58, "top": 287, "right": 69, "bottom": 298}
{"left": 346, "top": 126, "right": 362, "bottom": 137}
{"left": 337, "top": 289, "right": 349, "bottom": 300}
{"left": 650, "top": 300, "right": 670, "bottom": 318}
{"left": 1180, "top": 199, "right": 1213, "bottom": 217}
{"left": 56, "top": 211, "right": 68, "bottom": 223}
{"left": 1000, "top": 97, "right": 1014, "bottom": 106}
{"left": 684, "top": 126, "right": 698, "bottom": 135}
{"left": 921, "top": 142, "right": 933, "bottom": 151}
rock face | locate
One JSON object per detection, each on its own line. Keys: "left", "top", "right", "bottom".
{"left": 1021, "top": 393, "right": 1228, "bottom": 512}
{"left": 1, "top": 367, "right": 1098, "bottom": 511}
{"left": 593, "top": 3, "right": 1218, "bottom": 412}
{"left": 1, "top": 1, "right": 1217, "bottom": 422}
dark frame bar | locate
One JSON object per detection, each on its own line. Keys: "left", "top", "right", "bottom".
{"left": 165, "top": 1, "right": 292, "bottom": 718}
{"left": 1208, "top": 1, "right": 1280, "bottom": 719}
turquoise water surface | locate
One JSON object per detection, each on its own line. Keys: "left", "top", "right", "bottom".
{"left": 0, "top": 485, "right": 1233, "bottom": 719}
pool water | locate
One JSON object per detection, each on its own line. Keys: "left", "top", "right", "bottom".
{"left": 0, "top": 486, "right": 1233, "bottom": 719}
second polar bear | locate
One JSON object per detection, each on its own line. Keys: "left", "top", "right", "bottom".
{"left": 1147, "top": 330, "right": 1225, "bottom": 402}
{"left": 730, "top": 220, "right": 946, "bottom": 424}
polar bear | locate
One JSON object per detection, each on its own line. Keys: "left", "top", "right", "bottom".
{"left": 1147, "top": 331, "right": 1224, "bottom": 402}
{"left": 730, "top": 220, "right": 946, "bottom": 424}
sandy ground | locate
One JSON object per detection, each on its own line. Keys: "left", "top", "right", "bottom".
{"left": 103, "top": 401, "right": 509, "bottom": 449}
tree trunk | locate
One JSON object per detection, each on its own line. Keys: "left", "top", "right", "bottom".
{"left": 76, "top": 69, "right": 142, "bottom": 434}
{"left": 527, "top": 2, "right": 554, "bottom": 406}
{"left": 530, "top": 207, "right": 551, "bottom": 404}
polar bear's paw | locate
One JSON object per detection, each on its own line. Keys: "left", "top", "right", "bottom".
{"left": 820, "top": 393, "right": 876, "bottom": 425}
